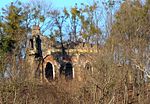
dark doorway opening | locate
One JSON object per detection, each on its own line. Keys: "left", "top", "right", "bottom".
{"left": 45, "top": 62, "right": 53, "bottom": 80}
{"left": 65, "top": 62, "right": 73, "bottom": 79}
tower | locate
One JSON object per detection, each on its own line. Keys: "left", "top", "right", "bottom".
{"left": 28, "top": 25, "right": 42, "bottom": 58}
{"left": 26, "top": 25, "right": 43, "bottom": 80}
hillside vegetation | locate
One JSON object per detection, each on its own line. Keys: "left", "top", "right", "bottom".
{"left": 0, "top": 0, "right": 150, "bottom": 104}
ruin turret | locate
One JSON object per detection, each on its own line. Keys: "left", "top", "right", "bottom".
{"left": 26, "top": 25, "right": 43, "bottom": 81}
{"left": 28, "top": 25, "right": 42, "bottom": 57}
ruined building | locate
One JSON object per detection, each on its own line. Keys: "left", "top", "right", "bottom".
{"left": 26, "top": 26, "right": 98, "bottom": 82}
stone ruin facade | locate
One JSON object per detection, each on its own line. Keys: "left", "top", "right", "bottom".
{"left": 26, "top": 26, "right": 98, "bottom": 82}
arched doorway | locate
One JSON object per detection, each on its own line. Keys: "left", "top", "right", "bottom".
{"left": 45, "top": 62, "right": 54, "bottom": 80}
{"left": 65, "top": 62, "right": 73, "bottom": 79}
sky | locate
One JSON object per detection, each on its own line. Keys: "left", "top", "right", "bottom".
{"left": 0, "top": 0, "right": 123, "bottom": 37}
{"left": 0, "top": 0, "right": 92, "bottom": 10}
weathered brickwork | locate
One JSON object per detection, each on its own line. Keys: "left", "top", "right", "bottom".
{"left": 26, "top": 26, "right": 96, "bottom": 82}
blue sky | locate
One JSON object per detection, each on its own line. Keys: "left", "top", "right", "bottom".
{"left": 0, "top": 0, "right": 123, "bottom": 37}
{"left": 0, "top": 0, "right": 92, "bottom": 10}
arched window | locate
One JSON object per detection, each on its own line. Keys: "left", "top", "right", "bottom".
{"left": 85, "top": 62, "right": 93, "bottom": 72}
{"left": 29, "top": 39, "right": 34, "bottom": 49}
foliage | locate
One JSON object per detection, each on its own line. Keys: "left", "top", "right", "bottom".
{"left": 0, "top": 0, "right": 150, "bottom": 104}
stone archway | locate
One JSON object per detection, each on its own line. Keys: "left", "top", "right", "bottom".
{"left": 65, "top": 62, "right": 73, "bottom": 79}
{"left": 45, "top": 62, "right": 54, "bottom": 80}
